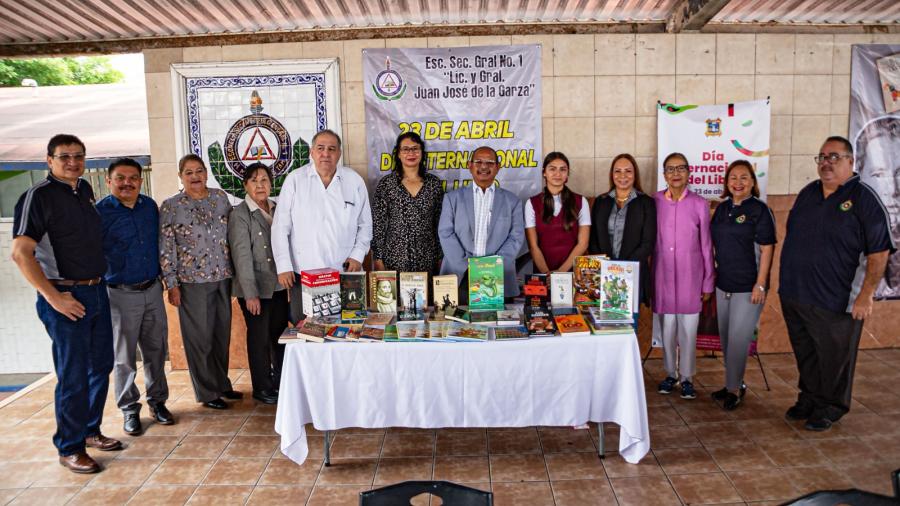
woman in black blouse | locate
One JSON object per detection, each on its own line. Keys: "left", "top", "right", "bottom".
{"left": 589, "top": 154, "right": 657, "bottom": 312}
{"left": 372, "top": 132, "right": 444, "bottom": 274}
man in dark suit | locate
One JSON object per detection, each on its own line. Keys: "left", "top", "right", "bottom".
{"left": 438, "top": 146, "right": 525, "bottom": 302}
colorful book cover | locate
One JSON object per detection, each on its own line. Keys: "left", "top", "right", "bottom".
{"left": 296, "top": 318, "right": 329, "bottom": 343}
{"left": 469, "top": 309, "right": 497, "bottom": 325}
{"left": 359, "top": 326, "right": 386, "bottom": 342}
{"left": 585, "top": 306, "right": 634, "bottom": 325}
{"left": 446, "top": 321, "right": 489, "bottom": 341}
{"left": 363, "top": 312, "right": 395, "bottom": 327}
{"left": 341, "top": 309, "right": 368, "bottom": 324}
{"left": 325, "top": 325, "right": 351, "bottom": 342}
{"left": 573, "top": 255, "right": 604, "bottom": 306}
{"left": 554, "top": 313, "right": 592, "bottom": 336}
{"left": 524, "top": 307, "right": 557, "bottom": 337}
{"left": 599, "top": 260, "right": 638, "bottom": 314}
{"left": 549, "top": 271, "right": 574, "bottom": 308}
{"left": 494, "top": 325, "right": 530, "bottom": 340}
{"left": 432, "top": 274, "right": 459, "bottom": 315}
{"left": 397, "top": 309, "right": 427, "bottom": 324}
{"left": 445, "top": 307, "right": 470, "bottom": 323}
{"left": 496, "top": 309, "right": 522, "bottom": 326}
{"left": 396, "top": 321, "right": 427, "bottom": 341}
{"left": 399, "top": 272, "right": 429, "bottom": 312}
{"left": 369, "top": 271, "right": 398, "bottom": 314}
{"left": 428, "top": 320, "right": 450, "bottom": 340}
{"left": 588, "top": 321, "right": 635, "bottom": 335}
{"left": 522, "top": 273, "right": 549, "bottom": 308}
{"left": 468, "top": 256, "right": 504, "bottom": 310}
{"left": 277, "top": 325, "right": 303, "bottom": 344}
{"left": 340, "top": 272, "right": 367, "bottom": 311}
{"left": 300, "top": 268, "right": 341, "bottom": 318}
{"left": 383, "top": 324, "right": 399, "bottom": 342}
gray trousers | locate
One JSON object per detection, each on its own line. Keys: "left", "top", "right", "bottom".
{"left": 178, "top": 280, "right": 234, "bottom": 403}
{"left": 657, "top": 313, "right": 700, "bottom": 382}
{"left": 109, "top": 280, "right": 169, "bottom": 415}
{"left": 716, "top": 289, "right": 763, "bottom": 391}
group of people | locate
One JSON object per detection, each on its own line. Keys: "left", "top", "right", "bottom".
{"left": 10, "top": 130, "right": 893, "bottom": 475}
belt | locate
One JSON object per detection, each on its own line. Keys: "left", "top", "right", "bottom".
{"left": 52, "top": 277, "right": 102, "bottom": 287}
{"left": 108, "top": 279, "right": 157, "bottom": 291}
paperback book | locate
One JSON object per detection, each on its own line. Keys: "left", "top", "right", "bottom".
{"left": 340, "top": 272, "right": 367, "bottom": 311}
{"left": 599, "top": 260, "right": 638, "bottom": 314}
{"left": 363, "top": 312, "right": 395, "bottom": 327}
{"left": 399, "top": 272, "right": 429, "bottom": 313}
{"left": 494, "top": 325, "right": 530, "bottom": 340}
{"left": 369, "top": 271, "right": 398, "bottom": 314}
{"left": 468, "top": 256, "right": 504, "bottom": 310}
{"left": 524, "top": 307, "right": 557, "bottom": 337}
{"left": 469, "top": 309, "right": 497, "bottom": 326}
{"left": 359, "top": 326, "right": 386, "bottom": 342}
{"left": 549, "top": 272, "right": 574, "bottom": 308}
{"left": 397, "top": 309, "right": 427, "bottom": 324}
{"left": 585, "top": 306, "right": 634, "bottom": 325}
{"left": 446, "top": 321, "right": 490, "bottom": 341}
{"left": 573, "top": 255, "right": 604, "bottom": 306}
{"left": 383, "top": 324, "right": 399, "bottom": 342}
{"left": 522, "top": 273, "right": 550, "bottom": 308}
{"left": 432, "top": 274, "right": 459, "bottom": 316}
{"left": 445, "top": 307, "right": 470, "bottom": 323}
{"left": 496, "top": 309, "right": 522, "bottom": 326}
{"left": 554, "top": 313, "right": 592, "bottom": 336}
{"left": 294, "top": 318, "right": 329, "bottom": 343}
{"left": 277, "top": 325, "right": 303, "bottom": 344}
{"left": 396, "top": 321, "right": 427, "bottom": 341}
{"left": 428, "top": 320, "right": 451, "bottom": 340}
{"left": 325, "top": 325, "right": 352, "bottom": 342}
{"left": 341, "top": 309, "right": 368, "bottom": 324}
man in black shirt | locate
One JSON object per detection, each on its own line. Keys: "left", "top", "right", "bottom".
{"left": 11, "top": 135, "right": 122, "bottom": 473}
{"left": 779, "top": 135, "right": 894, "bottom": 432}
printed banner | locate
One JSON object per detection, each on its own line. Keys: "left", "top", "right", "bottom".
{"left": 171, "top": 59, "right": 343, "bottom": 202}
{"left": 657, "top": 100, "right": 771, "bottom": 200}
{"left": 849, "top": 44, "right": 900, "bottom": 300}
{"left": 363, "top": 45, "right": 542, "bottom": 200}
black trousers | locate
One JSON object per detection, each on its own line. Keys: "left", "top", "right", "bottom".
{"left": 238, "top": 290, "right": 289, "bottom": 393}
{"left": 780, "top": 296, "right": 864, "bottom": 421}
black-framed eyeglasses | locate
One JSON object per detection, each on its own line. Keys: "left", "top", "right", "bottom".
{"left": 52, "top": 154, "right": 86, "bottom": 162}
{"left": 663, "top": 165, "right": 688, "bottom": 174}
{"left": 399, "top": 146, "right": 421, "bottom": 154}
{"left": 814, "top": 153, "right": 852, "bottom": 164}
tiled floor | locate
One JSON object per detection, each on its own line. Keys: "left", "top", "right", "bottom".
{"left": 0, "top": 351, "right": 898, "bottom": 505}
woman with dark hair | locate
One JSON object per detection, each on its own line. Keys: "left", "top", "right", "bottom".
{"left": 589, "top": 154, "right": 657, "bottom": 321}
{"left": 653, "top": 152, "right": 714, "bottom": 400}
{"left": 227, "top": 163, "right": 288, "bottom": 405}
{"left": 710, "top": 160, "right": 776, "bottom": 410}
{"left": 372, "top": 132, "right": 444, "bottom": 273}
{"left": 525, "top": 152, "right": 590, "bottom": 273}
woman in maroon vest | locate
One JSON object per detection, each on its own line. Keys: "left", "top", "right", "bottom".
{"left": 525, "top": 152, "right": 591, "bottom": 273}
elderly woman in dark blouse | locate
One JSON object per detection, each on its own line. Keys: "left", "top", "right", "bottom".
{"left": 372, "top": 132, "right": 444, "bottom": 274}
{"left": 589, "top": 154, "right": 657, "bottom": 321}
{"left": 227, "top": 163, "right": 287, "bottom": 405}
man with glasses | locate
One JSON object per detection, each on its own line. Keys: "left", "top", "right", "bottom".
{"left": 11, "top": 134, "right": 122, "bottom": 474}
{"left": 779, "top": 135, "right": 894, "bottom": 431}
{"left": 438, "top": 146, "right": 525, "bottom": 302}
{"left": 271, "top": 129, "right": 372, "bottom": 318}
{"left": 96, "top": 158, "right": 174, "bottom": 436}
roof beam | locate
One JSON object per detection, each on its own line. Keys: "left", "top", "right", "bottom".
{"left": 666, "top": 0, "right": 730, "bottom": 32}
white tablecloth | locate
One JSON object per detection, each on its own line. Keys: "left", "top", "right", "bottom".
{"left": 274, "top": 333, "right": 650, "bottom": 464}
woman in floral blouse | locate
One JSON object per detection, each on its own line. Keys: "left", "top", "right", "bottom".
{"left": 372, "top": 132, "right": 444, "bottom": 275}
{"left": 160, "top": 154, "right": 241, "bottom": 410}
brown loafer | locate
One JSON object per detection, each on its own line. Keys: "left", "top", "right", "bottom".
{"left": 59, "top": 452, "right": 100, "bottom": 474}
{"left": 85, "top": 433, "right": 123, "bottom": 451}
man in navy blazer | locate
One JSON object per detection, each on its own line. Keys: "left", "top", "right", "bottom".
{"left": 438, "top": 146, "right": 525, "bottom": 301}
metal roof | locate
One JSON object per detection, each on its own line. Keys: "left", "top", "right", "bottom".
{"left": 0, "top": 0, "right": 897, "bottom": 52}
{"left": 0, "top": 82, "right": 149, "bottom": 168}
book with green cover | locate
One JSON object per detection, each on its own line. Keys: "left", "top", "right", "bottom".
{"left": 383, "top": 324, "right": 399, "bottom": 342}
{"left": 468, "top": 256, "right": 504, "bottom": 310}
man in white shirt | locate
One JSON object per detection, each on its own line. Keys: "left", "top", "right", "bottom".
{"left": 271, "top": 129, "right": 372, "bottom": 317}
{"left": 438, "top": 146, "right": 525, "bottom": 301}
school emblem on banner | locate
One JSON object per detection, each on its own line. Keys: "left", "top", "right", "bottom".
{"left": 372, "top": 57, "right": 406, "bottom": 101}
{"left": 705, "top": 118, "right": 722, "bottom": 137}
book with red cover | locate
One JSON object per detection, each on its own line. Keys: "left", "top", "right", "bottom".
{"left": 554, "top": 313, "right": 591, "bottom": 336}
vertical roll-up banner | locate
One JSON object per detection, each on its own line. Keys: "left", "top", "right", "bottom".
{"left": 850, "top": 44, "right": 900, "bottom": 300}
{"left": 657, "top": 100, "right": 771, "bottom": 201}
{"left": 363, "top": 45, "right": 543, "bottom": 200}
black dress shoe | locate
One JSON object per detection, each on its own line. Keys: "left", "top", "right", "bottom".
{"left": 785, "top": 404, "right": 813, "bottom": 421}
{"left": 150, "top": 404, "right": 175, "bottom": 425}
{"left": 222, "top": 390, "right": 244, "bottom": 400}
{"left": 252, "top": 390, "right": 278, "bottom": 405}
{"left": 804, "top": 417, "right": 832, "bottom": 431}
{"left": 203, "top": 398, "right": 228, "bottom": 410}
{"left": 123, "top": 413, "right": 142, "bottom": 435}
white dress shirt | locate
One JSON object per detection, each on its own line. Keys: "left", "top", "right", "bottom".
{"left": 271, "top": 163, "right": 372, "bottom": 273}
{"left": 523, "top": 194, "right": 591, "bottom": 228}
{"left": 472, "top": 183, "right": 495, "bottom": 257}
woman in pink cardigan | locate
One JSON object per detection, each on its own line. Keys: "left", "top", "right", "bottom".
{"left": 653, "top": 152, "right": 715, "bottom": 400}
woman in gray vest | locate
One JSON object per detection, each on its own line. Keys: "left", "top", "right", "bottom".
{"left": 228, "top": 163, "right": 288, "bottom": 404}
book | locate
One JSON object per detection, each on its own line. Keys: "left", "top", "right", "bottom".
{"left": 446, "top": 321, "right": 489, "bottom": 341}
{"left": 573, "top": 256, "right": 604, "bottom": 306}
{"left": 383, "top": 324, "right": 399, "bottom": 342}
{"left": 588, "top": 321, "right": 635, "bottom": 335}
{"left": 494, "top": 325, "right": 530, "bottom": 340}
{"left": 522, "top": 273, "right": 549, "bottom": 309}
{"left": 585, "top": 306, "right": 634, "bottom": 325}
{"left": 399, "top": 271, "right": 429, "bottom": 313}
{"left": 496, "top": 309, "right": 522, "bottom": 326}
{"left": 469, "top": 309, "right": 497, "bottom": 325}
{"left": 325, "top": 325, "right": 352, "bottom": 342}
{"left": 340, "top": 272, "right": 367, "bottom": 311}
{"left": 277, "top": 325, "right": 304, "bottom": 344}
{"left": 397, "top": 309, "right": 427, "bottom": 324}
{"left": 445, "top": 307, "right": 470, "bottom": 323}
{"left": 551, "top": 306, "right": 579, "bottom": 317}
{"left": 396, "top": 321, "right": 427, "bottom": 341}
{"left": 554, "top": 313, "right": 592, "bottom": 336}
{"left": 369, "top": 271, "right": 398, "bottom": 314}
{"left": 295, "top": 318, "right": 329, "bottom": 343}
{"left": 359, "top": 326, "right": 386, "bottom": 342}
{"left": 524, "top": 307, "right": 557, "bottom": 337}
{"left": 428, "top": 320, "right": 450, "bottom": 340}
{"left": 432, "top": 274, "right": 459, "bottom": 316}
{"left": 341, "top": 309, "right": 368, "bottom": 324}
{"left": 550, "top": 272, "right": 574, "bottom": 307}
{"left": 363, "top": 312, "right": 395, "bottom": 327}
{"left": 468, "top": 256, "right": 504, "bottom": 310}
{"left": 599, "top": 260, "right": 638, "bottom": 314}
{"left": 301, "top": 268, "right": 341, "bottom": 318}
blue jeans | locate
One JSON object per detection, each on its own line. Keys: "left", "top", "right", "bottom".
{"left": 36, "top": 284, "right": 114, "bottom": 456}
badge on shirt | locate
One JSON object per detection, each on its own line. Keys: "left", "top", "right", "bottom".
{"left": 735, "top": 214, "right": 746, "bottom": 224}
{"left": 839, "top": 200, "right": 853, "bottom": 212}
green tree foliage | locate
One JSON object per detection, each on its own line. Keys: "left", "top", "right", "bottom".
{"left": 0, "top": 56, "right": 123, "bottom": 87}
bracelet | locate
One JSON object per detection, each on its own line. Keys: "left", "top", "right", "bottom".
{"left": 755, "top": 284, "right": 766, "bottom": 293}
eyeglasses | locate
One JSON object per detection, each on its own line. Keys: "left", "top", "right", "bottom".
{"left": 52, "top": 154, "right": 85, "bottom": 162}
{"left": 399, "top": 146, "right": 421, "bottom": 154}
{"left": 112, "top": 175, "right": 142, "bottom": 184}
{"left": 814, "top": 153, "right": 852, "bottom": 164}
{"left": 472, "top": 159, "right": 497, "bottom": 168}
{"left": 663, "top": 165, "right": 689, "bottom": 174}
